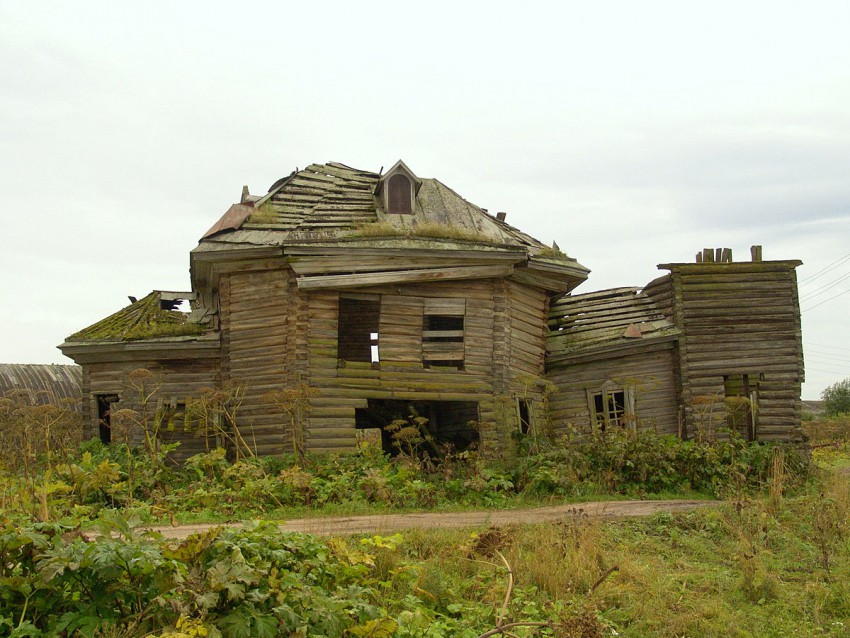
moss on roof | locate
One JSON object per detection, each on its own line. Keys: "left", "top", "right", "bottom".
{"left": 348, "top": 221, "right": 488, "bottom": 244}
{"left": 208, "top": 162, "right": 549, "bottom": 251}
{"left": 547, "top": 287, "right": 678, "bottom": 356}
{"left": 67, "top": 292, "right": 203, "bottom": 342}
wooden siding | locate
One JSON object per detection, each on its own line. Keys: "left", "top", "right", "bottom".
{"left": 302, "top": 280, "right": 502, "bottom": 453}
{"left": 220, "top": 266, "right": 295, "bottom": 456}
{"left": 507, "top": 282, "right": 548, "bottom": 380}
{"left": 661, "top": 261, "right": 803, "bottom": 442}
{"left": 547, "top": 346, "right": 679, "bottom": 436}
{"left": 85, "top": 358, "right": 220, "bottom": 462}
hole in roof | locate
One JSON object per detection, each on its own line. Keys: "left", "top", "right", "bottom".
{"left": 160, "top": 299, "right": 191, "bottom": 312}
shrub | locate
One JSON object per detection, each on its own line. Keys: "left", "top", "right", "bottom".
{"left": 822, "top": 378, "right": 850, "bottom": 416}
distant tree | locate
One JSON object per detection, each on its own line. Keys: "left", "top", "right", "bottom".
{"left": 821, "top": 378, "right": 850, "bottom": 416}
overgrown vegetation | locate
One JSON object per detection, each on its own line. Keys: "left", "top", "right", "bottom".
{"left": 350, "top": 221, "right": 487, "bottom": 243}
{"left": 534, "top": 245, "right": 570, "bottom": 261}
{"left": 0, "top": 416, "right": 813, "bottom": 527}
{"left": 1, "top": 440, "right": 848, "bottom": 637}
{"left": 821, "top": 377, "right": 850, "bottom": 416}
{"left": 4, "top": 388, "right": 849, "bottom": 636}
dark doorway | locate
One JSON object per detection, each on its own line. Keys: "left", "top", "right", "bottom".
{"left": 95, "top": 394, "right": 119, "bottom": 444}
{"left": 517, "top": 399, "right": 532, "bottom": 435}
{"left": 355, "top": 399, "right": 479, "bottom": 455}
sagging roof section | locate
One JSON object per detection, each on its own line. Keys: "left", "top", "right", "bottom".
{"left": 192, "top": 160, "right": 590, "bottom": 296}
{"left": 198, "top": 161, "right": 566, "bottom": 253}
{"left": 547, "top": 287, "right": 678, "bottom": 364}
{"left": 64, "top": 291, "right": 204, "bottom": 343}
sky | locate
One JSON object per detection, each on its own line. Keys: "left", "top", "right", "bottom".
{"left": 1, "top": 1, "right": 848, "bottom": 400}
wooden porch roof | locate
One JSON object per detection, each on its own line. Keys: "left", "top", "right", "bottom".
{"left": 63, "top": 292, "right": 204, "bottom": 343}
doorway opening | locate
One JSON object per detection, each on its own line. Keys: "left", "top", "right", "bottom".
{"left": 95, "top": 394, "right": 119, "bottom": 444}
{"left": 355, "top": 399, "right": 479, "bottom": 455}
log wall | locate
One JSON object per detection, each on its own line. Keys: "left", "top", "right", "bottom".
{"left": 220, "top": 266, "right": 295, "bottom": 456}
{"left": 85, "top": 358, "right": 220, "bottom": 462}
{"left": 651, "top": 261, "right": 804, "bottom": 442}
{"left": 302, "top": 279, "right": 502, "bottom": 453}
{"left": 547, "top": 345, "right": 679, "bottom": 436}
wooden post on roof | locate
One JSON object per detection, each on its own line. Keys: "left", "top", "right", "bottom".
{"left": 702, "top": 248, "right": 715, "bottom": 263}
{"left": 750, "top": 245, "right": 763, "bottom": 262}
{"left": 721, "top": 248, "right": 732, "bottom": 263}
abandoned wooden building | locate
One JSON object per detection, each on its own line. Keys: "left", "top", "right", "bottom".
{"left": 59, "top": 161, "right": 805, "bottom": 458}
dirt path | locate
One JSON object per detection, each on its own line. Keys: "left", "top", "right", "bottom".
{"left": 147, "top": 499, "right": 718, "bottom": 540}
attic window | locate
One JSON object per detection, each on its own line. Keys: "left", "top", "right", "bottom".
{"left": 387, "top": 174, "right": 413, "bottom": 214}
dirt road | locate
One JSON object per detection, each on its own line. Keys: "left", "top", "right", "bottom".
{"left": 147, "top": 499, "right": 717, "bottom": 540}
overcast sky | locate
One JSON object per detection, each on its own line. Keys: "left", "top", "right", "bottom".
{"left": 2, "top": 1, "right": 848, "bottom": 399}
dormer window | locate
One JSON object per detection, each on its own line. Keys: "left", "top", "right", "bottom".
{"left": 387, "top": 174, "right": 413, "bottom": 214}
{"left": 376, "top": 159, "right": 421, "bottom": 216}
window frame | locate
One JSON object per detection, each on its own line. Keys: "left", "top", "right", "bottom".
{"left": 422, "top": 299, "right": 465, "bottom": 370}
{"left": 587, "top": 382, "right": 635, "bottom": 431}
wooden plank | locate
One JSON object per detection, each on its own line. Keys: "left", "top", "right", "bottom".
{"left": 297, "top": 265, "right": 514, "bottom": 290}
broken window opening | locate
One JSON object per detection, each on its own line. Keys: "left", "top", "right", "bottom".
{"left": 423, "top": 314, "right": 464, "bottom": 370}
{"left": 588, "top": 385, "right": 635, "bottom": 431}
{"left": 95, "top": 393, "right": 119, "bottom": 444}
{"left": 355, "top": 399, "right": 479, "bottom": 456}
{"left": 724, "top": 374, "right": 759, "bottom": 441}
{"left": 387, "top": 174, "right": 413, "bottom": 214}
{"left": 517, "top": 398, "right": 532, "bottom": 435}
{"left": 337, "top": 296, "right": 381, "bottom": 364}
{"left": 370, "top": 332, "right": 379, "bottom": 363}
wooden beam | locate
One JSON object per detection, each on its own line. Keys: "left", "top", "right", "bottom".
{"left": 296, "top": 265, "right": 514, "bottom": 290}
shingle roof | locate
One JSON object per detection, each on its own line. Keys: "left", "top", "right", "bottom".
{"left": 65, "top": 292, "right": 203, "bottom": 343}
{"left": 547, "top": 287, "right": 678, "bottom": 358}
{"left": 200, "top": 162, "right": 551, "bottom": 252}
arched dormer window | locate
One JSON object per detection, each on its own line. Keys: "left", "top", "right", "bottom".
{"left": 387, "top": 174, "right": 413, "bottom": 214}
{"left": 376, "top": 160, "right": 421, "bottom": 215}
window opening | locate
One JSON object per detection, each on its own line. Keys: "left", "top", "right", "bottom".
{"left": 338, "top": 296, "right": 381, "bottom": 363}
{"left": 95, "top": 394, "right": 119, "bottom": 444}
{"left": 517, "top": 398, "right": 532, "bottom": 435}
{"left": 387, "top": 174, "right": 413, "bottom": 214}
{"left": 370, "top": 332, "right": 379, "bottom": 363}
{"left": 588, "top": 386, "right": 634, "bottom": 431}
{"left": 724, "top": 374, "right": 759, "bottom": 441}
{"left": 423, "top": 314, "right": 464, "bottom": 369}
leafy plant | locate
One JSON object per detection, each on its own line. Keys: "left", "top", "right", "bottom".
{"left": 822, "top": 378, "right": 850, "bottom": 416}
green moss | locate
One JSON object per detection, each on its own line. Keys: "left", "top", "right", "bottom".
{"left": 535, "top": 246, "right": 570, "bottom": 261}
{"left": 246, "top": 204, "right": 278, "bottom": 225}
{"left": 350, "top": 221, "right": 486, "bottom": 243}
{"left": 68, "top": 292, "right": 203, "bottom": 342}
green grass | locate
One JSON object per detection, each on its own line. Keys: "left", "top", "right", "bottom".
{"left": 1, "top": 431, "right": 848, "bottom": 636}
